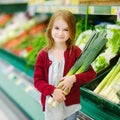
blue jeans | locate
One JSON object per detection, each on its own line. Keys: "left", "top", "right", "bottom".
{"left": 64, "top": 111, "right": 79, "bottom": 120}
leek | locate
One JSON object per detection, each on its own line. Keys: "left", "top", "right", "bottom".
{"left": 76, "top": 37, "right": 107, "bottom": 74}
{"left": 67, "top": 31, "right": 99, "bottom": 75}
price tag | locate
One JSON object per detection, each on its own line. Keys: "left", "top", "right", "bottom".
{"left": 88, "top": 6, "right": 94, "bottom": 14}
{"left": 72, "top": 7, "right": 79, "bottom": 14}
{"left": 29, "top": 0, "right": 37, "bottom": 5}
{"left": 111, "top": 6, "right": 117, "bottom": 15}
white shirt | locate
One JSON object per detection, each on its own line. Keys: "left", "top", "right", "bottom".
{"left": 44, "top": 51, "right": 80, "bottom": 120}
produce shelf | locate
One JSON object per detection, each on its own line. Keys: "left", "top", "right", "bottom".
{"left": 30, "top": 4, "right": 120, "bottom": 15}
{"left": 0, "top": 56, "right": 44, "bottom": 120}
{"left": 0, "top": 90, "right": 29, "bottom": 120}
{"left": 0, "top": 48, "right": 34, "bottom": 77}
{"left": 80, "top": 69, "right": 120, "bottom": 119}
{"left": 81, "top": 95, "right": 120, "bottom": 120}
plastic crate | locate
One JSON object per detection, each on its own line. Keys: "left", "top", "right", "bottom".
{"left": 80, "top": 68, "right": 120, "bottom": 116}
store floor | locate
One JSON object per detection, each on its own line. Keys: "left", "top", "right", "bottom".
{"left": 0, "top": 90, "right": 28, "bottom": 120}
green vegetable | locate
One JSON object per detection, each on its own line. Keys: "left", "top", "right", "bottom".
{"left": 75, "top": 30, "right": 92, "bottom": 50}
{"left": 94, "top": 58, "right": 120, "bottom": 94}
{"left": 68, "top": 30, "right": 107, "bottom": 75}
{"left": 99, "top": 62, "right": 120, "bottom": 96}
{"left": 15, "top": 35, "right": 31, "bottom": 49}
{"left": 76, "top": 37, "right": 107, "bottom": 74}
{"left": 75, "top": 18, "right": 85, "bottom": 41}
{"left": 92, "top": 55, "right": 109, "bottom": 73}
{"left": 107, "top": 29, "right": 120, "bottom": 54}
{"left": 26, "top": 35, "right": 46, "bottom": 66}
{"left": 93, "top": 58, "right": 120, "bottom": 104}
{"left": 92, "top": 25, "right": 120, "bottom": 73}
{"left": 116, "top": 90, "right": 120, "bottom": 101}
{"left": 67, "top": 31, "right": 99, "bottom": 75}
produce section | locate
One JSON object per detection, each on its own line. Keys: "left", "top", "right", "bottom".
{"left": 0, "top": 57, "right": 44, "bottom": 120}
{"left": 0, "top": 0, "right": 120, "bottom": 120}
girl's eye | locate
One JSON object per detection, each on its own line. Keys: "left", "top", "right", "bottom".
{"left": 64, "top": 29, "right": 68, "bottom": 31}
{"left": 55, "top": 27, "right": 59, "bottom": 30}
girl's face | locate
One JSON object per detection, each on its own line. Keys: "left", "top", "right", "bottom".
{"left": 51, "top": 17, "right": 70, "bottom": 44}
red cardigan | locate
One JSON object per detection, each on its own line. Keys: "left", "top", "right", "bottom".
{"left": 34, "top": 45, "right": 96, "bottom": 111}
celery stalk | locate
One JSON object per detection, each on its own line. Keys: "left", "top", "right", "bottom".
{"left": 99, "top": 61, "right": 120, "bottom": 95}
{"left": 93, "top": 66, "right": 116, "bottom": 94}
{"left": 107, "top": 89, "right": 119, "bottom": 103}
{"left": 94, "top": 58, "right": 120, "bottom": 94}
{"left": 99, "top": 71, "right": 120, "bottom": 97}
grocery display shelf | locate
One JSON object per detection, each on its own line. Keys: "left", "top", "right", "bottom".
{"left": 80, "top": 95, "right": 120, "bottom": 120}
{"left": 0, "top": 56, "right": 44, "bottom": 120}
{"left": 0, "top": 90, "right": 29, "bottom": 120}
{"left": 0, "top": 2, "right": 28, "bottom": 13}
{"left": 30, "top": 4, "right": 120, "bottom": 15}
{"left": 0, "top": 48, "right": 34, "bottom": 77}
{"left": 80, "top": 68, "right": 120, "bottom": 120}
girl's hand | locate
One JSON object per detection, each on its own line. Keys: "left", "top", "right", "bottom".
{"left": 61, "top": 75, "right": 76, "bottom": 93}
{"left": 52, "top": 88, "right": 66, "bottom": 103}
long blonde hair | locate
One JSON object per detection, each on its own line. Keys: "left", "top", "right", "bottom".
{"left": 44, "top": 9, "right": 76, "bottom": 51}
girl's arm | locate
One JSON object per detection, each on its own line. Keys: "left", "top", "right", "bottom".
{"left": 60, "top": 66, "right": 96, "bottom": 94}
{"left": 61, "top": 75, "right": 76, "bottom": 93}
{"left": 34, "top": 50, "right": 55, "bottom": 96}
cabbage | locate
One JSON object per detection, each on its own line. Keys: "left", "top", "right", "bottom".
{"left": 92, "top": 24, "right": 120, "bottom": 73}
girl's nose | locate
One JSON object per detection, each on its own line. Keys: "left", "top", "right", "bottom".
{"left": 59, "top": 30, "right": 63, "bottom": 35}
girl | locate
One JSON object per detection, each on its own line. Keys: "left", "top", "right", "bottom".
{"left": 34, "top": 9, "right": 96, "bottom": 120}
